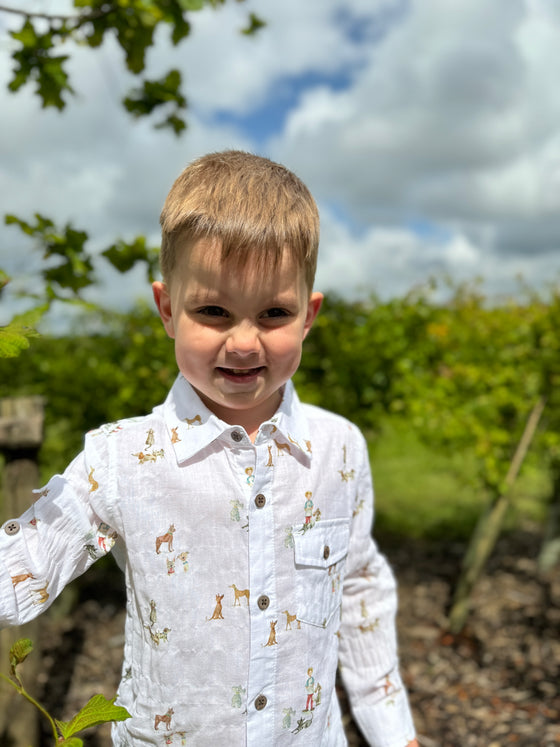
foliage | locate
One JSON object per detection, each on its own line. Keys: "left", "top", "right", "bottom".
{"left": 1, "top": 638, "right": 130, "bottom": 745}
{"left": 3, "top": 0, "right": 264, "bottom": 132}
{"left": 1, "top": 212, "right": 160, "bottom": 359}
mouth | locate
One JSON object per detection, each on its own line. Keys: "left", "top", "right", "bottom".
{"left": 217, "top": 366, "right": 265, "bottom": 379}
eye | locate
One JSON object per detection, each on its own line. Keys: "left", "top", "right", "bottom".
{"left": 197, "top": 305, "right": 229, "bottom": 318}
{"left": 262, "top": 307, "right": 290, "bottom": 319}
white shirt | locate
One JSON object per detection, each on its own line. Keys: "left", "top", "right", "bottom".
{"left": 0, "top": 375, "right": 415, "bottom": 747}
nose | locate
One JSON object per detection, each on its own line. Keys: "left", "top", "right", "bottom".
{"left": 225, "top": 321, "right": 260, "bottom": 356}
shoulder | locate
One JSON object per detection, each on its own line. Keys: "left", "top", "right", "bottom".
{"left": 84, "top": 406, "right": 167, "bottom": 455}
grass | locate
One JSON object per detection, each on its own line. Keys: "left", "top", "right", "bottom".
{"left": 368, "top": 417, "right": 551, "bottom": 541}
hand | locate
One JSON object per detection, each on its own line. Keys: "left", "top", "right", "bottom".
{"left": 406, "top": 740, "right": 420, "bottom": 747}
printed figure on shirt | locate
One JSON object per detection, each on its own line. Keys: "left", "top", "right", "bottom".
{"left": 97, "top": 522, "right": 117, "bottom": 553}
{"left": 145, "top": 600, "right": 171, "bottom": 646}
{"left": 229, "top": 584, "right": 250, "bottom": 607}
{"left": 154, "top": 707, "right": 174, "bottom": 731}
{"left": 133, "top": 429, "right": 165, "bottom": 464}
{"left": 300, "top": 491, "right": 321, "bottom": 532}
{"left": 156, "top": 524, "right": 175, "bottom": 554}
{"left": 184, "top": 413, "right": 202, "bottom": 428}
{"left": 339, "top": 444, "right": 356, "bottom": 482}
{"left": 170, "top": 426, "right": 181, "bottom": 443}
{"left": 231, "top": 685, "right": 246, "bottom": 709}
{"left": 282, "top": 609, "right": 301, "bottom": 631}
{"left": 274, "top": 438, "right": 292, "bottom": 456}
{"left": 166, "top": 556, "right": 176, "bottom": 576}
{"left": 282, "top": 707, "right": 296, "bottom": 729}
{"left": 284, "top": 525, "right": 295, "bottom": 549}
{"left": 177, "top": 551, "right": 189, "bottom": 572}
{"left": 358, "top": 597, "right": 380, "bottom": 633}
{"left": 88, "top": 467, "right": 99, "bottom": 492}
{"left": 262, "top": 619, "right": 278, "bottom": 646}
{"left": 206, "top": 593, "right": 224, "bottom": 620}
{"left": 305, "top": 667, "right": 316, "bottom": 712}
{"left": 244, "top": 467, "right": 254, "bottom": 486}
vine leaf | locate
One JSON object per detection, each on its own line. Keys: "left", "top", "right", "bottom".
{"left": 9, "top": 638, "right": 34, "bottom": 676}
{"left": 56, "top": 694, "right": 131, "bottom": 739}
{"left": 0, "top": 306, "right": 49, "bottom": 358}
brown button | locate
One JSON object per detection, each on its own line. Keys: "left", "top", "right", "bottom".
{"left": 3, "top": 521, "right": 20, "bottom": 537}
{"left": 254, "top": 494, "right": 266, "bottom": 509}
{"left": 323, "top": 545, "right": 330, "bottom": 560}
{"left": 231, "top": 430, "right": 243, "bottom": 442}
{"left": 255, "top": 694, "right": 267, "bottom": 711}
{"left": 257, "top": 594, "right": 270, "bottom": 611}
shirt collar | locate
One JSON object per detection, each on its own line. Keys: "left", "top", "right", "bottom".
{"left": 161, "top": 375, "right": 312, "bottom": 464}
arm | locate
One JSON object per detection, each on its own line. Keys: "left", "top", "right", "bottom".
{"left": 0, "top": 441, "right": 118, "bottom": 627}
{"left": 337, "top": 429, "right": 417, "bottom": 747}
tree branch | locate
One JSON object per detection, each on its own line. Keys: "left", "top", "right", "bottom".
{"left": 0, "top": 3, "right": 111, "bottom": 25}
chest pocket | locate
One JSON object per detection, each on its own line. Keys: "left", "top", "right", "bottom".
{"left": 293, "top": 517, "right": 350, "bottom": 628}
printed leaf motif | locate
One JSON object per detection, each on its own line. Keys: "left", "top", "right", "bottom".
{"left": 56, "top": 694, "right": 131, "bottom": 738}
{"left": 9, "top": 638, "right": 33, "bottom": 674}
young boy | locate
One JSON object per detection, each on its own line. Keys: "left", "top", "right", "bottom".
{"left": 0, "top": 151, "right": 418, "bottom": 747}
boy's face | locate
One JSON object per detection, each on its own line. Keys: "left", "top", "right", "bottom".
{"left": 153, "top": 238, "right": 322, "bottom": 433}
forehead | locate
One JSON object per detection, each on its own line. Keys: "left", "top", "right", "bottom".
{"left": 172, "top": 237, "right": 306, "bottom": 296}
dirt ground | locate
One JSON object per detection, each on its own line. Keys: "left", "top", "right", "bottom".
{"left": 7, "top": 527, "right": 560, "bottom": 747}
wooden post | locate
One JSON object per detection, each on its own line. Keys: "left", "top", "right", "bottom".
{"left": 0, "top": 396, "right": 45, "bottom": 746}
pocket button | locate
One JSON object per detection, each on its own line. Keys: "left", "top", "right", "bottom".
{"left": 323, "top": 545, "right": 330, "bottom": 560}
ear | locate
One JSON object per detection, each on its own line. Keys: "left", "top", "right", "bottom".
{"left": 152, "top": 281, "right": 176, "bottom": 339}
{"left": 303, "top": 291, "right": 323, "bottom": 339}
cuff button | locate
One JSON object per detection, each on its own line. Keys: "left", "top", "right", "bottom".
{"left": 4, "top": 521, "right": 21, "bottom": 536}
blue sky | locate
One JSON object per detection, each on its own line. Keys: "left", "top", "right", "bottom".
{"left": 2, "top": 0, "right": 560, "bottom": 326}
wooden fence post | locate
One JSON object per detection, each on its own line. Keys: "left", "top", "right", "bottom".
{"left": 0, "top": 396, "right": 45, "bottom": 746}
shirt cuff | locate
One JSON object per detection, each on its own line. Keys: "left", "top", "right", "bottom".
{"left": 351, "top": 688, "right": 416, "bottom": 747}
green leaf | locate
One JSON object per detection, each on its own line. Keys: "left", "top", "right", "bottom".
{"left": 58, "top": 739, "right": 83, "bottom": 747}
{"left": 9, "top": 638, "right": 34, "bottom": 675}
{"left": 0, "top": 307, "right": 47, "bottom": 358}
{"left": 56, "top": 695, "right": 131, "bottom": 739}
{"left": 241, "top": 12, "right": 266, "bottom": 35}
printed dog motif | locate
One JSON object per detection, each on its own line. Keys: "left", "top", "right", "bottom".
{"left": 154, "top": 708, "right": 174, "bottom": 730}
{"left": 229, "top": 584, "right": 250, "bottom": 606}
{"left": 207, "top": 594, "right": 224, "bottom": 620}
{"left": 282, "top": 610, "right": 301, "bottom": 630}
{"left": 156, "top": 525, "right": 175, "bottom": 554}
{"left": 262, "top": 620, "right": 278, "bottom": 647}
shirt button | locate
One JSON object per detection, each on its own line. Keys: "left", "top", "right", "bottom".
{"left": 231, "top": 430, "right": 243, "bottom": 443}
{"left": 255, "top": 694, "right": 267, "bottom": 711}
{"left": 323, "top": 545, "right": 330, "bottom": 560}
{"left": 257, "top": 594, "right": 270, "bottom": 611}
{"left": 254, "top": 494, "right": 266, "bottom": 509}
{"left": 3, "top": 520, "right": 20, "bottom": 536}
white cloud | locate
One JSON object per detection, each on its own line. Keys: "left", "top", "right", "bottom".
{"left": 2, "top": 0, "right": 560, "bottom": 324}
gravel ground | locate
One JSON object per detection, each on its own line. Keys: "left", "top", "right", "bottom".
{"left": 14, "top": 528, "right": 560, "bottom": 747}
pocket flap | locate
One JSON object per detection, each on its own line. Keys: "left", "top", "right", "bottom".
{"left": 293, "top": 518, "right": 350, "bottom": 568}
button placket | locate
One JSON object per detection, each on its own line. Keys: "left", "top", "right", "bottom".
{"left": 246, "top": 439, "right": 276, "bottom": 744}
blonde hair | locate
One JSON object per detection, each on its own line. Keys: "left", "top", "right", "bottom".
{"left": 159, "top": 151, "right": 319, "bottom": 291}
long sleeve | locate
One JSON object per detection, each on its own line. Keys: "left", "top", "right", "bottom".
{"left": 337, "top": 434, "right": 416, "bottom": 747}
{"left": 0, "top": 439, "right": 119, "bottom": 627}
